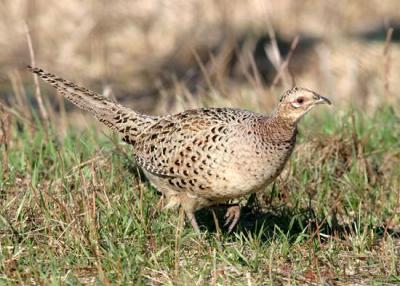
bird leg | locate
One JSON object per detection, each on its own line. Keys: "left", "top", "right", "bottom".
{"left": 180, "top": 194, "right": 201, "bottom": 232}
{"left": 224, "top": 204, "right": 241, "bottom": 232}
{"left": 185, "top": 210, "right": 200, "bottom": 232}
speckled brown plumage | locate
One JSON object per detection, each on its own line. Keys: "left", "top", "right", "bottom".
{"left": 28, "top": 66, "right": 331, "bottom": 232}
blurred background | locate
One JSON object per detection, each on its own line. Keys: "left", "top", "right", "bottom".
{"left": 0, "top": 0, "right": 400, "bottom": 122}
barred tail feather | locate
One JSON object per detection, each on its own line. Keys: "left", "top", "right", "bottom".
{"left": 27, "top": 65, "right": 139, "bottom": 131}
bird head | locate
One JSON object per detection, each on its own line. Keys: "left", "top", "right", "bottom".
{"left": 275, "top": 87, "right": 331, "bottom": 124}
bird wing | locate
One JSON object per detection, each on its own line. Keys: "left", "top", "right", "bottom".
{"left": 130, "top": 108, "right": 235, "bottom": 179}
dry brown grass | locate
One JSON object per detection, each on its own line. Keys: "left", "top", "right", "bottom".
{"left": 0, "top": 0, "right": 400, "bottom": 116}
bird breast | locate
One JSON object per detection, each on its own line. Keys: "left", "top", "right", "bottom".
{"left": 212, "top": 132, "right": 296, "bottom": 199}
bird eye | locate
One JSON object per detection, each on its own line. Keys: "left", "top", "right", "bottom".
{"left": 296, "top": 97, "right": 304, "bottom": 104}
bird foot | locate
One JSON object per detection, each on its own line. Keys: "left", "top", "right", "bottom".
{"left": 224, "top": 205, "right": 241, "bottom": 232}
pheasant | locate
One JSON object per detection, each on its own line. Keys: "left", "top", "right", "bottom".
{"left": 28, "top": 66, "right": 331, "bottom": 232}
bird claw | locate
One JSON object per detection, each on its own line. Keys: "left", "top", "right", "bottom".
{"left": 224, "top": 205, "right": 241, "bottom": 232}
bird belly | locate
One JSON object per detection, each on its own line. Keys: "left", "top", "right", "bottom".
{"left": 207, "top": 147, "right": 293, "bottom": 200}
{"left": 209, "top": 165, "right": 276, "bottom": 200}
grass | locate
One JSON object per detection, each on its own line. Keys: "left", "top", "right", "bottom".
{"left": 0, "top": 104, "right": 399, "bottom": 285}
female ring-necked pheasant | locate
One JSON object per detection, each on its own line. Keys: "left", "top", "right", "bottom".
{"left": 28, "top": 66, "right": 331, "bottom": 232}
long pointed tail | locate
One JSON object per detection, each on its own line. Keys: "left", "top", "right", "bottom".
{"left": 27, "top": 66, "right": 145, "bottom": 133}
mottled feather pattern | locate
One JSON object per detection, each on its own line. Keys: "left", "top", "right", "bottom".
{"left": 29, "top": 65, "right": 297, "bottom": 198}
{"left": 29, "top": 65, "right": 329, "bottom": 231}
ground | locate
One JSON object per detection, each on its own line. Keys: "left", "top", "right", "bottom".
{"left": 0, "top": 105, "right": 399, "bottom": 285}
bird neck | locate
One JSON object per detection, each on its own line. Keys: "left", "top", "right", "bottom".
{"left": 261, "top": 114, "right": 298, "bottom": 142}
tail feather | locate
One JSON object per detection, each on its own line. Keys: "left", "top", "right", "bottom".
{"left": 27, "top": 66, "right": 145, "bottom": 133}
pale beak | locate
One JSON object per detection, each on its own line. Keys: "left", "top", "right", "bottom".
{"left": 314, "top": 94, "right": 332, "bottom": 105}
